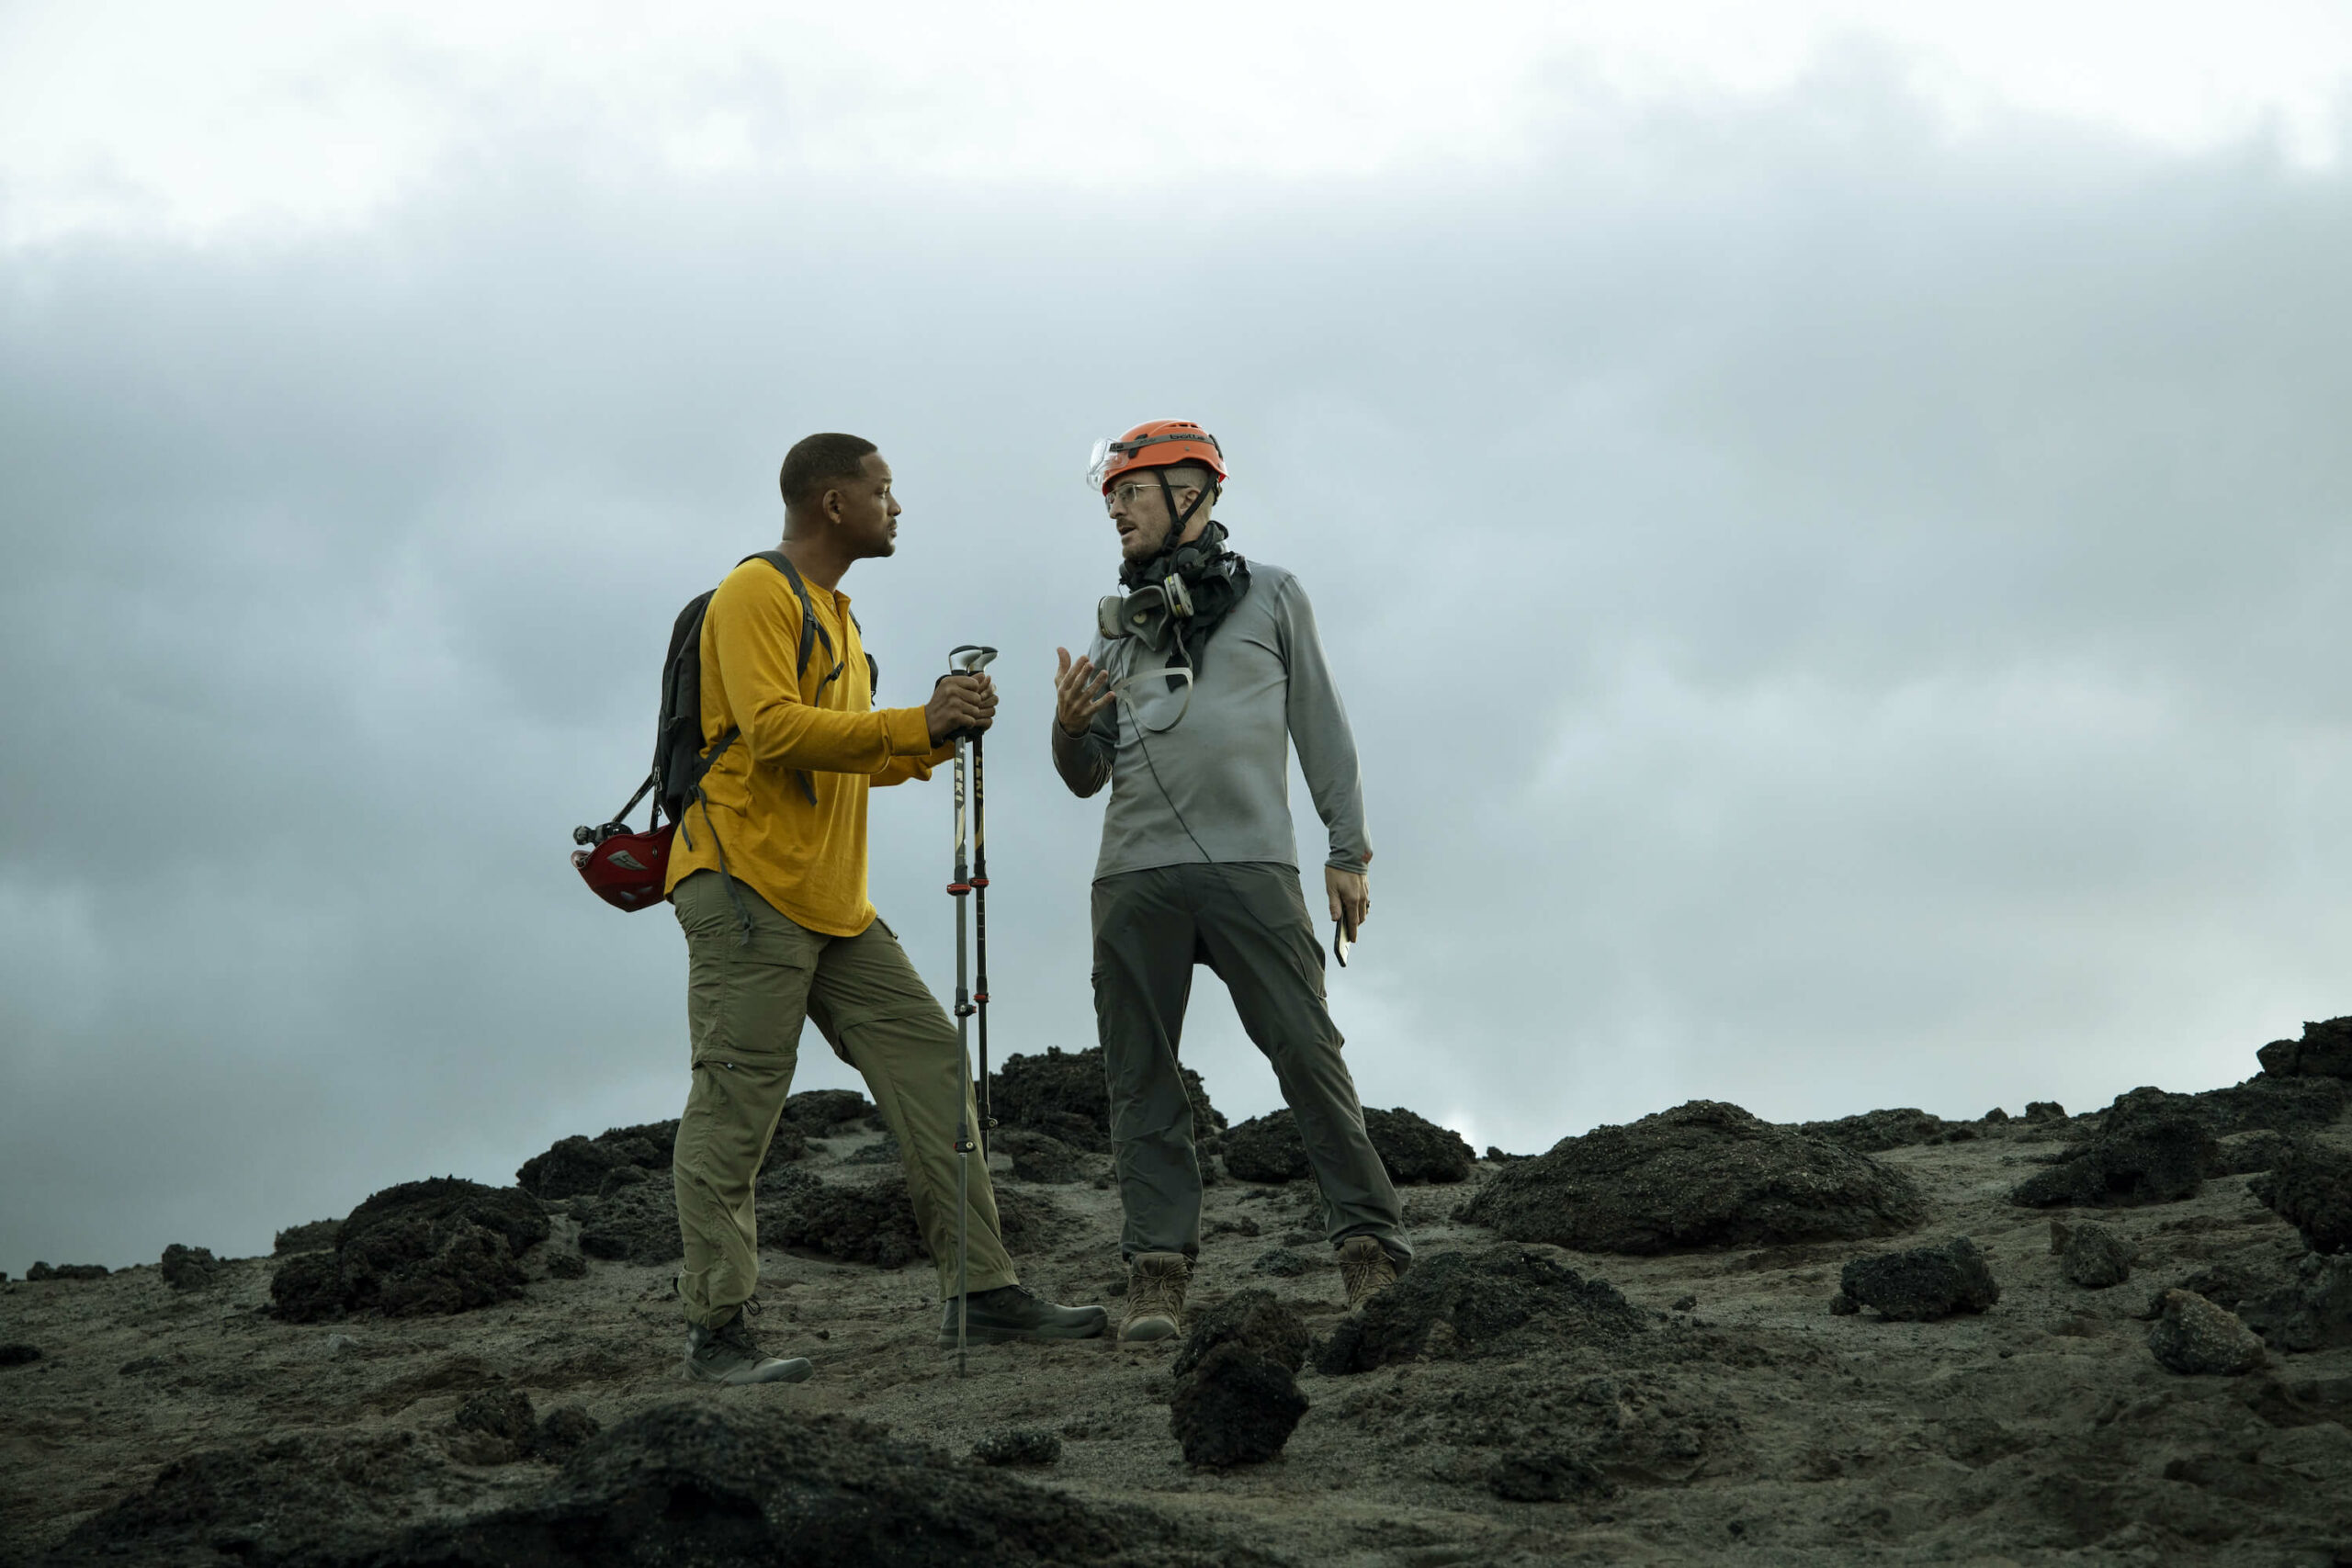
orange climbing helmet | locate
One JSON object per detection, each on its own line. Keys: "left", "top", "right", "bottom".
{"left": 1085, "top": 420, "right": 1227, "bottom": 494}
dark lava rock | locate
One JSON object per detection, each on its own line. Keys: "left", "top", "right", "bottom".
{"left": 270, "top": 1178, "right": 548, "bottom": 1322}
{"left": 26, "top": 1262, "right": 109, "bottom": 1281}
{"left": 2256, "top": 1016, "right": 2352, "bottom": 1079}
{"left": 2237, "top": 1254, "right": 2352, "bottom": 1353}
{"left": 989, "top": 1044, "right": 1223, "bottom": 1155}
{"left": 992, "top": 1128, "right": 1088, "bottom": 1183}
{"left": 1484, "top": 1145, "right": 1530, "bottom": 1163}
{"left": 973, "top": 1428, "right": 1063, "bottom": 1466}
{"left": 1, "top": 1344, "right": 40, "bottom": 1366}
{"left": 2148, "top": 1289, "right": 2265, "bottom": 1375}
{"left": 1223, "top": 1107, "right": 1474, "bottom": 1185}
{"left": 2053, "top": 1221, "right": 2135, "bottom": 1289}
{"left": 2190, "top": 1074, "right": 2348, "bottom": 1136}
{"left": 450, "top": 1388, "right": 537, "bottom": 1464}
{"left": 159, "top": 1244, "right": 219, "bottom": 1292}
{"left": 2007, "top": 1091, "right": 2216, "bottom": 1208}
{"left": 2216, "top": 1129, "right": 2297, "bottom": 1176}
{"left": 1799, "top": 1108, "right": 1952, "bottom": 1153}
{"left": 46, "top": 1404, "right": 1267, "bottom": 1568}
{"left": 757, "top": 1167, "right": 1061, "bottom": 1269}
{"left": 409, "top": 1402, "right": 1265, "bottom": 1567}
{"left": 1317, "top": 1247, "right": 1645, "bottom": 1374}
{"left": 1487, "top": 1448, "right": 1617, "bottom": 1503}
{"left": 842, "top": 1134, "right": 903, "bottom": 1166}
{"left": 1458, "top": 1100, "right": 1926, "bottom": 1254}
{"left": 1250, "top": 1247, "right": 1312, "bottom": 1278}
{"left": 2024, "top": 1101, "right": 2067, "bottom": 1122}
{"left": 518, "top": 1119, "right": 807, "bottom": 1202}
{"left": 1984, "top": 1108, "right": 2011, "bottom": 1123}
{"left": 2249, "top": 1138, "right": 2352, "bottom": 1253}
{"left": 532, "top": 1405, "right": 601, "bottom": 1461}
{"left": 1171, "top": 1289, "right": 1309, "bottom": 1379}
{"left": 575, "top": 1179, "right": 680, "bottom": 1265}
{"left": 274, "top": 1218, "right": 342, "bottom": 1255}
{"left": 1827, "top": 1292, "right": 1860, "bottom": 1315}
{"left": 1839, "top": 1237, "right": 2000, "bottom": 1320}
{"left": 1169, "top": 1341, "right": 1308, "bottom": 1468}
{"left": 779, "top": 1089, "right": 879, "bottom": 1134}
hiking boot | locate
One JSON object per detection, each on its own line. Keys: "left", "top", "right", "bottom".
{"left": 684, "top": 1303, "right": 813, "bottom": 1385}
{"left": 1119, "top": 1252, "right": 1192, "bottom": 1343}
{"left": 1339, "top": 1235, "right": 1399, "bottom": 1311}
{"left": 935, "top": 1284, "right": 1109, "bottom": 1347}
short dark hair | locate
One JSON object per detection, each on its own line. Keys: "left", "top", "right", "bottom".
{"left": 779, "top": 433, "right": 880, "bottom": 510}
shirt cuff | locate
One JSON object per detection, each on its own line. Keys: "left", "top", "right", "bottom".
{"left": 883, "top": 705, "right": 937, "bottom": 756}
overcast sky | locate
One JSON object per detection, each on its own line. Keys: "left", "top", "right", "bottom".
{"left": 6, "top": 2, "right": 2352, "bottom": 1271}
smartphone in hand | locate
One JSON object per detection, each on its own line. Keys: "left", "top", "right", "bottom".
{"left": 1332, "top": 919, "right": 1353, "bottom": 967}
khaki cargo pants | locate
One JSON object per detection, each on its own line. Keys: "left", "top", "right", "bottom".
{"left": 672, "top": 870, "right": 1014, "bottom": 1327}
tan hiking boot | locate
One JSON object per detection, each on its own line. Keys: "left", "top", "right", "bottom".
{"left": 1339, "top": 1235, "right": 1398, "bottom": 1311}
{"left": 1120, "top": 1252, "right": 1192, "bottom": 1343}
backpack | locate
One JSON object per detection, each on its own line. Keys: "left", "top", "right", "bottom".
{"left": 571, "top": 550, "right": 877, "bottom": 915}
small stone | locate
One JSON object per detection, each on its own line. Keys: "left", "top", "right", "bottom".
{"left": 1250, "top": 1247, "right": 1312, "bottom": 1278}
{"left": 1828, "top": 1292, "right": 1860, "bottom": 1315}
{"left": 323, "top": 1333, "right": 363, "bottom": 1358}
{"left": 0, "top": 1344, "right": 41, "bottom": 1367}
{"left": 1839, "top": 1236, "right": 2000, "bottom": 1321}
{"left": 1670, "top": 1294, "right": 1698, "bottom": 1313}
{"left": 2147, "top": 1289, "right": 2264, "bottom": 1376}
{"left": 2061, "top": 1222, "right": 2136, "bottom": 1290}
{"left": 546, "top": 1251, "right": 587, "bottom": 1280}
{"left": 972, "top": 1428, "right": 1062, "bottom": 1466}
{"left": 1168, "top": 1342, "right": 1308, "bottom": 1467}
{"left": 532, "top": 1405, "right": 602, "bottom": 1460}
{"left": 456, "top": 1386, "right": 534, "bottom": 1442}
{"left": 1172, "top": 1289, "right": 1310, "bottom": 1379}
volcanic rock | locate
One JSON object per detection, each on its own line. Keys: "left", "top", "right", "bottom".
{"left": 1169, "top": 1341, "right": 1309, "bottom": 1468}
{"left": 0, "top": 1344, "right": 40, "bottom": 1366}
{"left": 1171, "top": 1288, "right": 1309, "bottom": 1379}
{"left": 1799, "top": 1108, "right": 1953, "bottom": 1153}
{"left": 973, "top": 1428, "right": 1062, "bottom": 1466}
{"left": 2248, "top": 1137, "right": 2352, "bottom": 1253}
{"left": 2256, "top": 1016, "right": 2352, "bottom": 1079}
{"left": 992, "top": 1129, "right": 1088, "bottom": 1183}
{"left": 2215, "top": 1129, "right": 2297, "bottom": 1176}
{"left": 1458, "top": 1100, "right": 1926, "bottom": 1254}
{"left": 2147, "top": 1289, "right": 2265, "bottom": 1376}
{"left": 1223, "top": 1107, "right": 1475, "bottom": 1185}
{"left": 989, "top": 1045, "right": 1223, "bottom": 1155}
{"left": 2054, "top": 1221, "right": 2135, "bottom": 1289}
{"left": 574, "top": 1179, "right": 680, "bottom": 1265}
{"left": 778, "top": 1089, "right": 879, "bottom": 1134}
{"left": 517, "top": 1118, "right": 808, "bottom": 1202}
{"left": 26, "top": 1262, "right": 108, "bottom": 1281}
{"left": 2024, "top": 1101, "right": 2067, "bottom": 1122}
{"left": 274, "top": 1218, "right": 341, "bottom": 1255}
{"left": 1251, "top": 1247, "right": 1312, "bottom": 1278}
{"left": 2236, "top": 1254, "right": 2352, "bottom": 1353}
{"left": 755, "top": 1166, "right": 1063, "bottom": 1269}
{"left": 2007, "top": 1090, "right": 2216, "bottom": 1208}
{"left": 532, "top": 1405, "right": 601, "bottom": 1461}
{"left": 2188, "top": 1074, "right": 2348, "bottom": 1136}
{"left": 269, "top": 1178, "right": 548, "bottom": 1322}
{"left": 1838, "top": 1237, "right": 2000, "bottom": 1320}
{"left": 449, "top": 1387, "right": 537, "bottom": 1465}
{"left": 1317, "top": 1247, "right": 1645, "bottom": 1374}
{"left": 159, "top": 1244, "right": 219, "bottom": 1292}
{"left": 45, "top": 1404, "right": 1269, "bottom": 1568}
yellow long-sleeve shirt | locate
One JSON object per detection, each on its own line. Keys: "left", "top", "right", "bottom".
{"left": 662, "top": 555, "right": 952, "bottom": 936}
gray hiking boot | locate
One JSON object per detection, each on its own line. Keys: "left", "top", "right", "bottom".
{"left": 1339, "top": 1235, "right": 1399, "bottom": 1311}
{"left": 1119, "top": 1252, "right": 1192, "bottom": 1343}
{"left": 936, "top": 1284, "right": 1109, "bottom": 1347}
{"left": 684, "top": 1303, "right": 814, "bottom": 1386}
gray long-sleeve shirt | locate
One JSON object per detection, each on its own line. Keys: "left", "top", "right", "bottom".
{"left": 1053, "top": 561, "right": 1372, "bottom": 881}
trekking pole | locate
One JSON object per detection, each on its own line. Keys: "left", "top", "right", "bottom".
{"left": 944, "top": 645, "right": 996, "bottom": 1376}
{"left": 972, "top": 720, "right": 992, "bottom": 1159}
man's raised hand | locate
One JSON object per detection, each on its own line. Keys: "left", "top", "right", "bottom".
{"left": 1054, "top": 647, "right": 1115, "bottom": 737}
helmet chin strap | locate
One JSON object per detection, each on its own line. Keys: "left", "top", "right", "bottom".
{"left": 1155, "top": 469, "right": 1212, "bottom": 557}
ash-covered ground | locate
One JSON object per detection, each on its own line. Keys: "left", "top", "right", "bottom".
{"left": 5, "top": 1032, "right": 2350, "bottom": 1567}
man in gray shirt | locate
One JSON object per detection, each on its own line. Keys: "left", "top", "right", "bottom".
{"left": 1052, "top": 419, "right": 1410, "bottom": 1343}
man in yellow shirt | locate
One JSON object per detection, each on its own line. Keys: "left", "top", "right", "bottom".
{"left": 664, "top": 433, "right": 1107, "bottom": 1384}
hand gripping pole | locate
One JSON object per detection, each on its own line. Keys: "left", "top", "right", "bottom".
{"left": 944, "top": 645, "right": 995, "bottom": 1376}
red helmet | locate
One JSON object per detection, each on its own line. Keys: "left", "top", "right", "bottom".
{"left": 1087, "top": 421, "right": 1227, "bottom": 493}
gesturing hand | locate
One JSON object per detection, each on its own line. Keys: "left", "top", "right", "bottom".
{"left": 1054, "top": 647, "right": 1115, "bottom": 736}
{"left": 925, "top": 673, "right": 998, "bottom": 748}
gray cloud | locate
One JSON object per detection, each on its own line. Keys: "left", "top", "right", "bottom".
{"left": 5, "top": 88, "right": 2350, "bottom": 1269}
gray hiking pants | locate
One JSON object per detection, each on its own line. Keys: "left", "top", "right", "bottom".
{"left": 1091, "top": 862, "right": 1410, "bottom": 1268}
